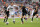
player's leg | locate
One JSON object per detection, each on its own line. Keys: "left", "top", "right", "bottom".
{"left": 31, "top": 13, "right": 35, "bottom": 22}
{"left": 7, "top": 13, "right": 8, "bottom": 20}
{"left": 4, "top": 16, "right": 6, "bottom": 22}
{"left": 36, "top": 14, "right": 38, "bottom": 20}
{"left": 24, "top": 15, "right": 27, "bottom": 21}
{"left": 31, "top": 10, "right": 34, "bottom": 19}
{"left": 21, "top": 13, "right": 24, "bottom": 24}
{"left": 5, "top": 11, "right": 8, "bottom": 22}
{"left": 31, "top": 16, "right": 34, "bottom": 22}
{"left": 4, "top": 14, "right": 7, "bottom": 22}
{"left": 7, "top": 11, "right": 9, "bottom": 20}
{"left": 21, "top": 16, "right": 24, "bottom": 24}
{"left": 13, "top": 15, "right": 15, "bottom": 24}
{"left": 24, "top": 13, "right": 27, "bottom": 21}
{"left": 28, "top": 13, "right": 30, "bottom": 18}
{"left": 7, "top": 15, "right": 8, "bottom": 20}
{"left": 6, "top": 14, "right": 8, "bottom": 22}
{"left": 12, "top": 15, "right": 15, "bottom": 24}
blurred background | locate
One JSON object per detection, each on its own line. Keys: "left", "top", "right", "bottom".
{"left": 0, "top": 0, "right": 40, "bottom": 18}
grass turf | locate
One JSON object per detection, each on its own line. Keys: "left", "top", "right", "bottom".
{"left": 0, "top": 18, "right": 40, "bottom": 27}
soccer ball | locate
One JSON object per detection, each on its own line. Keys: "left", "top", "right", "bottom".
{"left": 6, "top": 22, "right": 9, "bottom": 25}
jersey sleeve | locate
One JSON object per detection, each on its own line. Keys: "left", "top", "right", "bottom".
{"left": 7, "top": 5, "right": 11, "bottom": 11}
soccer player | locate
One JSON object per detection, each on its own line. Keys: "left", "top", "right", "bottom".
{"left": 7, "top": 2, "right": 15, "bottom": 24}
{"left": 31, "top": 5, "right": 38, "bottom": 22}
{"left": 20, "top": 3, "right": 27, "bottom": 24}
{"left": 4, "top": 3, "right": 9, "bottom": 22}
{"left": 24, "top": 7, "right": 29, "bottom": 21}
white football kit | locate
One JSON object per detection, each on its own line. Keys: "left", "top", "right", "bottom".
{"left": 31, "top": 10, "right": 34, "bottom": 16}
{"left": 7, "top": 5, "right": 15, "bottom": 15}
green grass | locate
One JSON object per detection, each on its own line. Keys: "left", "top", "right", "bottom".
{"left": 0, "top": 18, "right": 40, "bottom": 27}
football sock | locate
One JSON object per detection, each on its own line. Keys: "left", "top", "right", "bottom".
{"left": 32, "top": 17, "right": 33, "bottom": 21}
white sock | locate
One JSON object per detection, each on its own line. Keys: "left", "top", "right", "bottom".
{"left": 13, "top": 17, "right": 15, "bottom": 21}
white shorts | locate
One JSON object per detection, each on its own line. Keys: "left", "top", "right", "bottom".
{"left": 31, "top": 10, "right": 34, "bottom": 16}
{"left": 10, "top": 11, "right": 15, "bottom": 15}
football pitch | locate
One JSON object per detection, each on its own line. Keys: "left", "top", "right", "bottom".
{"left": 0, "top": 18, "right": 40, "bottom": 27}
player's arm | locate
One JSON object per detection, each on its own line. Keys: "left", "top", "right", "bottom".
{"left": 7, "top": 5, "right": 11, "bottom": 11}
